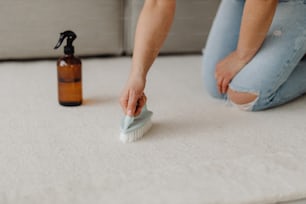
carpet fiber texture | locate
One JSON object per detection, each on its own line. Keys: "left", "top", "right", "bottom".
{"left": 0, "top": 56, "right": 306, "bottom": 204}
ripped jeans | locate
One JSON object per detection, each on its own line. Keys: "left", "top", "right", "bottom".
{"left": 202, "top": 0, "right": 306, "bottom": 111}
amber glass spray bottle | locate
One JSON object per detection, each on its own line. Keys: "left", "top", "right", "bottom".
{"left": 54, "top": 31, "right": 82, "bottom": 106}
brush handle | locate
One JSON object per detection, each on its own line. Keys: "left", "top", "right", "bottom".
{"left": 123, "top": 116, "right": 134, "bottom": 130}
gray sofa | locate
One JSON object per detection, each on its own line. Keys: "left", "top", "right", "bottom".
{"left": 0, "top": 0, "right": 220, "bottom": 60}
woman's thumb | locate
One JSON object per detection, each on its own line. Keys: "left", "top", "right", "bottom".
{"left": 127, "top": 90, "right": 137, "bottom": 116}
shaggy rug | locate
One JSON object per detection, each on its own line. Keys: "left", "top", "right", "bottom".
{"left": 0, "top": 55, "right": 306, "bottom": 204}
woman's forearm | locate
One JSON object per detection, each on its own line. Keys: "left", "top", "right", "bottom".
{"left": 131, "top": 0, "right": 176, "bottom": 79}
{"left": 236, "top": 0, "right": 278, "bottom": 63}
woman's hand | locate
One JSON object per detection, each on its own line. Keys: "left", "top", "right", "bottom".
{"left": 215, "top": 51, "right": 247, "bottom": 94}
{"left": 120, "top": 74, "right": 147, "bottom": 116}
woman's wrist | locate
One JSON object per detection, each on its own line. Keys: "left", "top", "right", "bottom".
{"left": 233, "top": 50, "right": 252, "bottom": 67}
{"left": 130, "top": 66, "right": 147, "bottom": 81}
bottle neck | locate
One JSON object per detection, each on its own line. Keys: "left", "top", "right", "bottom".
{"left": 63, "top": 54, "right": 74, "bottom": 58}
{"left": 64, "top": 45, "right": 74, "bottom": 55}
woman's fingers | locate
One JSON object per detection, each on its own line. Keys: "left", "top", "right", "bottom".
{"left": 216, "top": 71, "right": 231, "bottom": 94}
{"left": 222, "top": 78, "right": 230, "bottom": 94}
{"left": 127, "top": 90, "right": 138, "bottom": 116}
{"left": 119, "top": 90, "right": 129, "bottom": 113}
{"left": 120, "top": 88, "right": 146, "bottom": 116}
{"left": 134, "top": 94, "right": 147, "bottom": 116}
{"left": 124, "top": 91, "right": 147, "bottom": 116}
{"left": 217, "top": 77, "right": 230, "bottom": 94}
{"left": 120, "top": 75, "right": 146, "bottom": 116}
{"left": 217, "top": 77, "right": 223, "bottom": 94}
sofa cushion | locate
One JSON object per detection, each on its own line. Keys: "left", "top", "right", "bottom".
{"left": 0, "top": 0, "right": 123, "bottom": 59}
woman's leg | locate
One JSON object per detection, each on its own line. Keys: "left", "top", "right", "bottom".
{"left": 202, "top": 0, "right": 245, "bottom": 99}
{"left": 228, "top": 0, "right": 306, "bottom": 111}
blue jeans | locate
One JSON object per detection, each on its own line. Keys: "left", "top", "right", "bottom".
{"left": 202, "top": 0, "right": 306, "bottom": 111}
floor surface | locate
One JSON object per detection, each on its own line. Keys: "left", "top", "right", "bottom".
{"left": 0, "top": 55, "right": 306, "bottom": 204}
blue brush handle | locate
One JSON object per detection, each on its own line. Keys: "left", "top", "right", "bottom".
{"left": 121, "top": 105, "right": 152, "bottom": 133}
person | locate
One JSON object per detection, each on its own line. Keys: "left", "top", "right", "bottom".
{"left": 120, "top": 0, "right": 306, "bottom": 115}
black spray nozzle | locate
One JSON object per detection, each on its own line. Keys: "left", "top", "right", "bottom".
{"left": 54, "top": 30, "right": 77, "bottom": 55}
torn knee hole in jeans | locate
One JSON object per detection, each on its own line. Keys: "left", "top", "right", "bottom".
{"left": 227, "top": 91, "right": 259, "bottom": 111}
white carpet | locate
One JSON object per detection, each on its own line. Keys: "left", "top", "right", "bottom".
{"left": 1, "top": 55, "right": 306, "bottom": 204}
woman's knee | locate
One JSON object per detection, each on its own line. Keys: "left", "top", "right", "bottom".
{"left": 227, "top": 88, "right": 259, "bottom": 111}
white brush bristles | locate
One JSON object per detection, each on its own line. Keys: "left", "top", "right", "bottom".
{"left": 120, "top": 119, "right": 152, "bottom": 143}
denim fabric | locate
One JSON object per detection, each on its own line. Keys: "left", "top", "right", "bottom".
{"left": 202, "top": 0, "right": 306, "bottom": 111}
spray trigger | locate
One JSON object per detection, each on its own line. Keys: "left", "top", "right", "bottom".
{"left": 54, "top": 30, "right": 77, "bottom": 55}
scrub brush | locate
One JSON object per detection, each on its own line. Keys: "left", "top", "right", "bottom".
{"left": 120, "top": 105, "right": 153, "bottom": 143}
